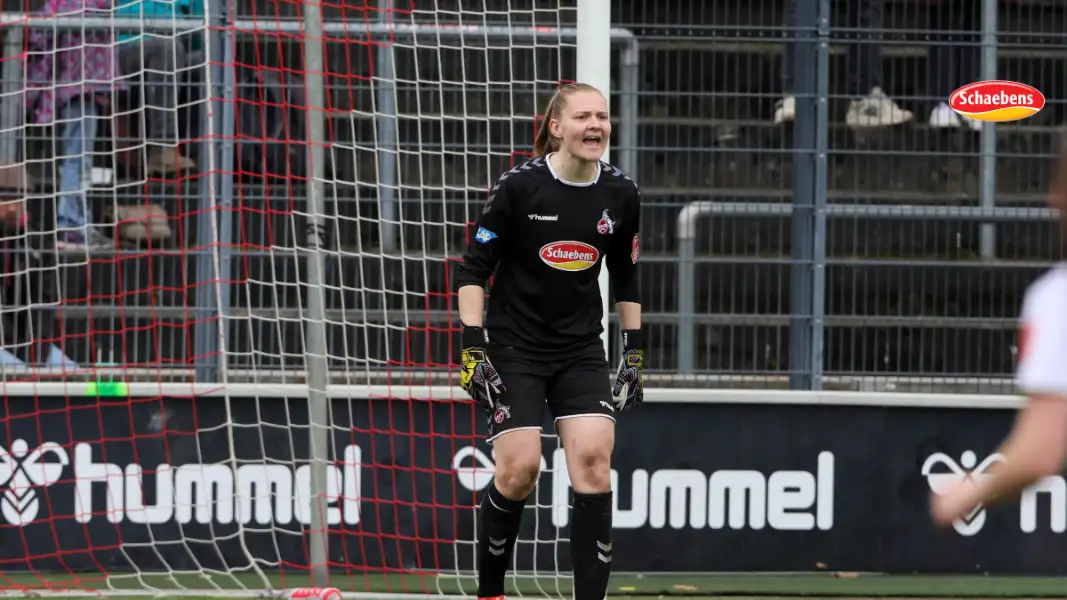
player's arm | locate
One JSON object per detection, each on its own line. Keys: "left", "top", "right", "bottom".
{"left": 969, "top": 396, "right": 1067, "bottom": 500}
{"left": 608, "top": 182, "right": 641, "bottom": 321}
{"left": 931, "top": 280, "right": 1067, "bottom": 524}
{"left": 455, "top": 174, "right": 512, "bottom": 319}
{"left": 454, "top": 174, "right": 513, "bottom": 407}
{"left": 607, "top": 182, "right": 643, "bottom": 411}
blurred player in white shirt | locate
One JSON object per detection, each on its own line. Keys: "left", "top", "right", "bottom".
{"left": 931, "top": 147, "right": 1067, "bottom": 526}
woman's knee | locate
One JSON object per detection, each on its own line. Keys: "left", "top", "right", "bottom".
{"left": 568, "top": 442, "right": 612, "bottom": 492}
{"left": 558, "top": 416, "right": 615, "bottom": 493}
{"left": 491, "top": 429, "right": 543, "bottom": 499}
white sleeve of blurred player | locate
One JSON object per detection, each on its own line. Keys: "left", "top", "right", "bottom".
{"left": 1016, "top": 265, "right": 1067, "bottom": 396}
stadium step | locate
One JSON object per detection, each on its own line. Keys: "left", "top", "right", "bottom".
{"left": 47, "top": 245, "right": 1041, "bottom": 374}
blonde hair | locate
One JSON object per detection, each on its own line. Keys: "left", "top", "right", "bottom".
{"left": 533, "top": 82, "right": 604, "bottom": 157}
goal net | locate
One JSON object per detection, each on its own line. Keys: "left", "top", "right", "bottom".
{"left": 0, "top": 0, "right": 619, "bottom": 597}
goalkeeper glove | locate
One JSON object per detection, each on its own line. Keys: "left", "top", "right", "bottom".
{"left": 611, "top": 329, "right": 644, "bottom": 413}
{"left": 459, "top": 324, "right": 506, "bottom": 410}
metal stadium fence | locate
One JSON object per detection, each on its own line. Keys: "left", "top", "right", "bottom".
{"left": 0, "top": 0, "right": 1062, "bottom": 394}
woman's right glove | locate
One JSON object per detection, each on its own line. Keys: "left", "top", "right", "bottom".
{"left": 459, "top": 325, "right": 506, "bottom": 409}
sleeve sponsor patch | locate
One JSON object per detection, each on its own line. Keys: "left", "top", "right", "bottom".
{"left": 631, "top": 233, "right": 640, "bottom": 264}
{"left": 475, "top": 226, "right": 497, "bottom": 244}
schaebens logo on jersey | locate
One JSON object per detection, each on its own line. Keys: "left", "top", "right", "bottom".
{"left": 540, "top": 241, "right": 599, "bottom": 272}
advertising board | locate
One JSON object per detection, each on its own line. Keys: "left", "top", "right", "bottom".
{"left": 0, "top": 394, "right": 1059, "bottom": 574}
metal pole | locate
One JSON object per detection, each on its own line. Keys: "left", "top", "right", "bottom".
{"left": 194, "top": 0, "right": 235, "bottom": 381}
{"left": 617, "top": 40, "right": 639, "bottom": 181}
{"left": 375, "top": 0, "right": 398, "bottom": 253}
{"left": 616, "top": 39, "right": 639, "bottom": 356}
{"left": 302, "top": 0, "right": 331, "bottom": 586}
{"left": 676, "top": 235, "right": 697, "bottom": 374}
{"left": 810, "top": 0, "right": 830, "bottom": 391}
{"left": 215, "top": 20, "right": 236, "bottom": 376}
{"left": 789, "top": 0, "right": 817, "bottom": 390}
{"left": 978, "top": 0, "right": 998, "bottom": 260}
{"left": 663, "top": 201, "right": 1056, "bottom": 221}
{"left": 0, "top": 28, "right": 22, "bottom": 163}
{"left": 2, "top": 13, "right": 639, "bottom": 38}
{"left": 577, "top": 0, "right": 613, "bottom": 359}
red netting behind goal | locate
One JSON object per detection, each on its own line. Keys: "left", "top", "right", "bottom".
{"left": 0, "top": 0, "right": 580, "bottom": 596}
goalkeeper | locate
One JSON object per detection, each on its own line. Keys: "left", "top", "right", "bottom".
{"left": 454, "top": 82, "right": 643, "bottom": 600}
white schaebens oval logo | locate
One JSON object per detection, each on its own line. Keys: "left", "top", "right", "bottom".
{"left": 539, "top": 241, "right": 599, "bottom": 271}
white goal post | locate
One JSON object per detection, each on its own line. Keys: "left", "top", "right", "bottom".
{"left": 577, "top": 0, "right": 615, "bottom": 354}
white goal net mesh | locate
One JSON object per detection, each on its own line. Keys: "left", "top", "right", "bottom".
{"left": 0, "top": 0, "right": 598, "bottom": 597}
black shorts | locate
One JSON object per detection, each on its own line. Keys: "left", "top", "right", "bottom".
{"left": 484, "top": 343, "right": 615, "bottom": 443}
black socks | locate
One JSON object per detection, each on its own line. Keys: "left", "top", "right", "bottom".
{"left": 477, "top": 482, "right": 528, "bottom": 598}
{"left": 477, "top": 485, "right": 614, "bottom": 600}
{"left": 571, "top": 491, "right": 613, "bottom": 600}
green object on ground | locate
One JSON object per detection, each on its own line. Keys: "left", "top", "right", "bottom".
{"left": 85, "top": 381, "right": 128, "bottom": 397}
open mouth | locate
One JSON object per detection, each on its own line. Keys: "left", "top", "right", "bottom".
{"left": 582, "top": 135, "right": 602, "bottom": 148}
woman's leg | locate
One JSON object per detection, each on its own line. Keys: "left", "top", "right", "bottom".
{"left": 55, "top": 98, "right": 107, "bottom": 250}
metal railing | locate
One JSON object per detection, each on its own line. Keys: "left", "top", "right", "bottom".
{"left": 1, "top": 0, "right": 1063, "bottom": 394}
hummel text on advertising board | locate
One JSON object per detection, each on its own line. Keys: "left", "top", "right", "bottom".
{"left": 455, "top": 447, "right": 835, "bottom": 531}
{"left": 0, "top": 440, "right": 362, "bottom": 526}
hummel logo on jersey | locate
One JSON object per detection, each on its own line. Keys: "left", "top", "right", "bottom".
{"left": 488, "top": 537, "right": 507, "bottom": 556}
{"left": 529, "top": 214, "right": 558, "bottom": 221}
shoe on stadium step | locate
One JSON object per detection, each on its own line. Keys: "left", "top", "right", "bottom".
{"left": 46, "top": 344, "right": 78, "bottom": 369}
{"left": 147, "top": 147, "right": 196, "bottom": 175}
{"left": 56, "top": 227, "right": 112, "bottom": 251}
{"left": 845, "top": 87, "right": 913, "bottom": 129}
{"left": 773, "top": 95, "right": 795, "bottom": 124}
{"left": 929, "top": 102, "right": 982, "bottom": 131}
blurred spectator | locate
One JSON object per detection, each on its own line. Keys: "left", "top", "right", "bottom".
{"left": 114, "top": 0, "right": 201, "bottom": 174}
{"left": 25, "top": 0, "right": 125, "bottom": 250}
{"left": 774, "top": 0, "right": 913, "bottom": 128}
{"left": 927, "top": 0, "right": 981, "bottom": 131}
{"left": 0, "top": 163, "right": 78, "bottom": 369}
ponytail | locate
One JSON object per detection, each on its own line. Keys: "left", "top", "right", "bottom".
{"left": 533, "top": 94, "right": 560, "bottom": 157}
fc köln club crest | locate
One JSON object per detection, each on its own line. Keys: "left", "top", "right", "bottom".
{"left": 597, "top": 209, "right": 615, "bottom": 235}
{"left": 493, "top": 405, "right": 511, "bottom": 424}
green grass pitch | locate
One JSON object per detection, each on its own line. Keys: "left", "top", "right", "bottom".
{"left": 2, "top": 572, "right": 1066, "bottom": 599}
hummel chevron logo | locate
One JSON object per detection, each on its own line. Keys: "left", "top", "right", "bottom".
{"left": 0, "top": 440, "right": 70, "bottom": 526}
{"left": 596, "top": 540, "right": 612, "bottom": 563}
{"left": 488, "top": 536, "right": 507, "bottom": 556}
{"left": 922, "top": 450, "right": 1005, "bottom": 536}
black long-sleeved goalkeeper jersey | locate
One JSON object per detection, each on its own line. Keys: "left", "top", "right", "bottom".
{"left": 454, "top": 156, "right": 641, "bottom": 353}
